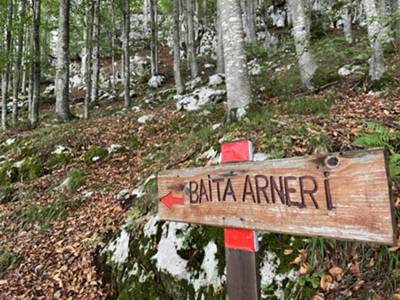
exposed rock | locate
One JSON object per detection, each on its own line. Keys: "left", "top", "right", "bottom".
{"left": 338, "top": 65, "right": 362, "bottom": 77}
{"left": 208, "top": 74, "right": 224, "bottom": 86}
{"left": 254, "top": 153, "right": 271, "bottom": 161}
{"left": 185, "top": 77, "right": 202, "bottom": 90}
{"left": 137, "top": 114, "right": 154, "bottom": 124}
{"left": 107, "top": 229, "right": 130, "bottom": 264}
{"left": 148, "top": 75, "right": 166, "bottom": 88}
{"left": 115, "top": 189, "right": 130, "bottom": 202}
{"left": 175, "top": 87, "right": 226, "bottom": 111}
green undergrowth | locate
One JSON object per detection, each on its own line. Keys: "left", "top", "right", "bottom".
{"left": 0, "top": 249, "right": 19, "bottom": 275}
{"left": 7, "top": 196, "right": 82, "bottom": 231}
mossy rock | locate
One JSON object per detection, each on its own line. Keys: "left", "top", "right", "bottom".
{"left": 84, "top": 147, "right": 109, "bottom": 164}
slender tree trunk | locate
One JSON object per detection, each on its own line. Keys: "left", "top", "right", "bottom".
{"left": 216, "top": 0, "right": 225, "bottom": 73}
{"left": 150, "top": 0, "right": 159, "bottom": 76}
{"left": 1, "top": 0, "right": 13, "bottom": 130}
{"left": 91, "top": 0, "right": 100, "bottom": 103}
{"left": 218, "top": 0, "right": 252, "bottom": 122}
{"left": 55, "top": 0, "right": 71, "bottom": 122}
{"left": 123, "top": 0, "right": 131, "bottom": 107}
{"left": 246, "top": 0, "right": 257, "bottom": 43}
{"left": 84, "top": 1, "right": 94, "bottom": 120}
{"left": 111, "top": 2, "right": 116, "bottom": 88}
{"left": 30, "top": 0, "right": 41, "bottom": 127}
{"left": 12, "top": 0, "right": 26, "bottom": 127}
{"left": 173, "top": 0, "right": 184, "bottom": 94}
{"left": 343, "top": 3, "right": 353, "bottom": 44}
{"left": 392, "top": 0, "right": 400, "bottom": 42}
{"left": 363, "top": 0, "right": 385, "bottom": 80}
{"left": 143, "top": 0, "right": 148, "bottom": 34}
{"left": 377, "top": 0, "right": 391, "bottom": 43}
{"left": 289, "top": 0, "right": 317, "bottom": 91}
{"left": 186, "top": 0, "right": 198, "bottom": 78}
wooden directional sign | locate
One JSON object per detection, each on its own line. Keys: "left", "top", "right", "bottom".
{"left": 158, "top": 149, "right": 397, "bottom": 245}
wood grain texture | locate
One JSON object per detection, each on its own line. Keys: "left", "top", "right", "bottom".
{"left": 158, "top": 149, "right": 396, "bottom": 245}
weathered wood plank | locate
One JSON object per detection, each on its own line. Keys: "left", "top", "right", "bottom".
{"left": 158, "top": 149, "right": 396, "bottom": 245}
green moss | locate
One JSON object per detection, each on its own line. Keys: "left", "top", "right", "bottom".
{"left": 0, "top": 184, "right": 12, "bottom": 203}
{"left": 84, "top": 146, "right": 109, "bottom": 164}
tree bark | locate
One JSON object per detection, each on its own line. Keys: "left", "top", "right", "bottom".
{"left": 1, "top": 0, "right": 13, "bottom": 130}
{"left": 91, "top": 0, "right": 100, "bottom": 103}
{"left": 84, "top": 0, "right": 94, "bottom": 120}
{"left": 363, "top": 0, "right": 385, "bottom": 81}
{"left": 186, "top": 0, "right": 198, "bottom": 78}
{"left": 218, "top": 0, "right": 252, "bottom": 122}
{"left": 173, "top": 0, "right": 184, "bottom": 94}
{"left": 216, "top": 0, "right": 225, "bottom": 73}
{"left": 31, "top": 0, "right": 40, "bottom": 127}
{"left": 392, "top": 0, "right": 400, "bottom": 42}
{"left": 110, "top": 2, "right": 116, "bottom": 88}
{"left": 343, "top": 3, "right": 353, "bottom": 44}
{"left": 55, "top": 0, "right": 71, "bottom": 122}
{"left": 289, "top": 0, "right": 317, "bottom": 91}
{"left": 12, "top": 0, "right": 26, "bottom": 127}
{"left": 246, "top": 0, "right": 257, "bottom": 43}
{"left": 150, "top": 0, "right": 159, "bottom": 76}
{"left": 123, "top": 0, "right": 131, "bottom": 107}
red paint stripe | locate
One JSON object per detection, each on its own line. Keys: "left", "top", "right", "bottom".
{"left": 222, "top": 140, "right": 258, "bottom": 253}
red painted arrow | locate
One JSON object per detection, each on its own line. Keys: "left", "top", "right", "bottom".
{"left": 160, "top": 192, "right": 184, "bottom": 208}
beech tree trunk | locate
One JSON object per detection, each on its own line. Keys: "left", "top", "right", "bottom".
{"left": 392, "top": 0, "right": 400, "bottom": 42}
{"left": 186, "top": 0, "right": 198, "bottom": 78}
{"left": 343, "top": 3, "right": 353, "bottom": 44}
{"left": 246, "top": 0, "right": 257, "bottom": 43}
{"left": 363, "top": 0, "right": 385, "bottom": 81}
{"left": 216, "top": 0, "right": 225, "bottom": 73}
{"left": 91, "top": 0, "right": 100, "bottom": 103}
{"left": 84, "top": 0, "right": 94, "bottom": 120}
{"left": 110, "top": 3, "right": 116, "bottom": 88}
{"left": 218, "top": 0, "right": 252, "bottom": 122}
{"left": 55, "top": 0, "right": 71, "bottom": 122}
{"left": 2, "top": 0, "right": 13, "bottom": 130}
{"left": 30, "top": 0, "right": 40, "bottom": 127}
{"left": 123, "top": 0, "right": 131, "bottom": 107}
{"left": 150, "top": 0, "right": 159, "bottom": 76}
{"left": 12, "top": 0, "right": 26, "bottom": 127}
{"left": 289, "top": 0, "right": 317, "bottom": 91}
{"left": 173, "top": 0, "right": 184, "bottom": 94}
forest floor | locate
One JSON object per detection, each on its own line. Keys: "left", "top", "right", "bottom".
{"left": 1, "top": 36, "right": 400, "bottom": 299}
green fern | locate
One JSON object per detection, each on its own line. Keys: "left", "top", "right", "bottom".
{"left": 354, "top": 122, "right": 400, "bottom": 181}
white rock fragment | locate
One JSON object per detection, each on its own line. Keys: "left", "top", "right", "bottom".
{"left": 204, "top": 63, "right": 215, "bottom": 69}
{"left": 92, "top": 156, "right": 101, "bottom": 162}
{"left": 148, "top": 75, "right": 165, "bottom": 88}
{"left": 52, "top": 145, "right": 69, "bottom": 155}
{"left": 144, "top": 214, "right": 160, "bottom": 238}
{"left": 5, "top": 138, "right": 15, "bottom": 146}
{"left": 209, "top": 74, "right": 224, "bottom": 86}
{"left": 175, "top": 87, "right": 226, "bottom": 111}
{"left": 338, "top": 65, "right": 362, "bottom": 77}
{"left": 14, "top": 160, "right": 25, "bottom": 168}
{"left": 108, "top": 229, "right": 130, "bottom": 264}
{"left": 192, "top": 241, "right": 225, "bottom": 293}
{"left": 115, "top": 189, "right": 130, "bottom": 201}
{"left": 212, "top": 123, "right": 221, "bottom": 130}
{"left": 82, "top": 191, "right": 94, "bottom": 199}
{"left": 131, "top": 106, "right": 141, "bottom": 112}
{"left": 138, "top": 114, "right": 154, "bottom": 124}
{"left": 153, "top": 222, "right": 189, "bottom": 280}
{"left": 248, "top": 59, "right": 262, "bottom": 76}
{"left": 107, "top": 144, "right": 123, "bottom": 153}
{"left": 199, "top": 147, "right": 218, "bottom": 161}
{"left": 254, "top": 153, "right": 271, "bottom": 161}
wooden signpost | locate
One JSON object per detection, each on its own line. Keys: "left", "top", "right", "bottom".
{"left": 158, "top": 142, "right": 397, "bottom": 299}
